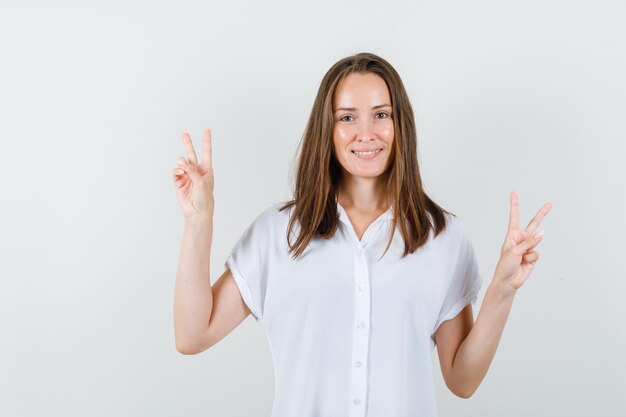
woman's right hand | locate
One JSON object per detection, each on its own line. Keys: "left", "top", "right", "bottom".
{"left": 172, "top": 129, "right": 215, "bottom": 221}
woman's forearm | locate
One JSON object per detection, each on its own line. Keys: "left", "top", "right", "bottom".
{"left": 451, "top": 279, "right": 516, "bottom": 397}
{"left": 173, "top": 204, "right": 215, "bottom": 354}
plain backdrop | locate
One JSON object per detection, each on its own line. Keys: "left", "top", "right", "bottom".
{"left": 1, "top": 0, "right": 625, "bottom": 416}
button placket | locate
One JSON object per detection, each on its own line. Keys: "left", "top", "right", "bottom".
{"left": 348, "top": 247, "right": 371, "bottom": 417}
{"left": 337, "top": 202, "right": 391, "bottom": 416}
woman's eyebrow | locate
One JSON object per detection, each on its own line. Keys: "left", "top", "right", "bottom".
{"left": 334, "top": 103, "right": 392, "bottom": 112}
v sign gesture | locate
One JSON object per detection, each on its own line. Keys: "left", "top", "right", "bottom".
{"left": 493, "top": 191, "right": 553, "bottom": 294}
{"left": 172, "top": 129, "right": 215, "bottom": 220}
{"left": 435, "top": 192, "right": 553, "bottom": 397}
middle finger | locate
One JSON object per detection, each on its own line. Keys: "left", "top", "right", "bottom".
{"left": 182, "top": 132, "right": 199, "bottom": 165}
{"left": 523, "top": 201, "right": 553, "bottom": 235}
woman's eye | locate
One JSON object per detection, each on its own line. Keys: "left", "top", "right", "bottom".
{"left": 376, "top": 112, "right": 388, "bottom": 119}
{"left": 340, "top": 115, "right": 354, "bottom": 122}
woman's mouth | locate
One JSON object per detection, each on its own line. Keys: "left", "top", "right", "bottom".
{"left": 352, "top": 148, "right": 382, "bottom": 160}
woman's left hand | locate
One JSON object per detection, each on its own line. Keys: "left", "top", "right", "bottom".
{"left": 493, "top": 191, "right": 553, "bottom": 293}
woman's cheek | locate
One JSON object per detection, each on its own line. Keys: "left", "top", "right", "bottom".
{"left": 334, "top": 126, "right": 352, "bottom": 143}
{"left": 382, "top": 123, "right": 394, "bottom": 141}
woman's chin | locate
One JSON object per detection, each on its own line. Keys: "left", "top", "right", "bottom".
{"left": 345, "top": 167, "right": 388, "bottom": 179}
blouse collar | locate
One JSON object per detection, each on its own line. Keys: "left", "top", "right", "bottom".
{"left": 336, "top": 200, "right": 394, "bottom": 227}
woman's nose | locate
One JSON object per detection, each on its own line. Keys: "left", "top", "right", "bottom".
{"left": 356, "top": 119, "right": 374, "bottom": 141}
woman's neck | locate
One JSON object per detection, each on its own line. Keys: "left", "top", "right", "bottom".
{"left": 337, "top": 174, "right": 389, "bottom": 214}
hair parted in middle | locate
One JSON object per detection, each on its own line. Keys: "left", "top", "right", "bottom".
{"left": 279, "top": 51, "right": 453, "bottom": 260}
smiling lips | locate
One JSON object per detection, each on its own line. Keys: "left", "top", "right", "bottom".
{"left": 352, "top": 148, "right": 383, "bottom": 160}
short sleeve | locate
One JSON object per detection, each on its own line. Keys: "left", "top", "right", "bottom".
{"left": 224, "top": 209, "right": 273, "bottom": 322}
{"left": 431, "top": 219, "right": 483, "bottom": 338}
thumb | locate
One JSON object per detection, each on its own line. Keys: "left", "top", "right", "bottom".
{"left": 513, "top": 231, "right": 544, "bottom": 257}
{"left": 181, "top": 161, "right": 204, "bottom": 186}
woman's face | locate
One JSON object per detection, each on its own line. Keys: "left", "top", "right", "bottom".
{"left": 332, "top": 72, "right": 394, "bottom": 181}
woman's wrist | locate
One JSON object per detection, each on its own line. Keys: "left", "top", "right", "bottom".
{"left": 184, "top": 211, "right": 213, "bottom": 229}
{"left": 488, "top": 277, "right": 518, "bottom": 300}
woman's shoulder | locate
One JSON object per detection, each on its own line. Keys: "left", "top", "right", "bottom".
{"left": 435, "top": 212, "right": 472, "bottom": 245}
{"left": 246, "top": 201, "right": 293, "bottom": 231}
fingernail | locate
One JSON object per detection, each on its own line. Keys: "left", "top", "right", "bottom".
{"left": 534, "top": 231, "right": 544, "bottom": 239}
{"left": 178, "top": 169, "right": 184, "bottom": 175}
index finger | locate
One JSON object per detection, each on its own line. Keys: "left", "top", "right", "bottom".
{"left": 182, "top": 132, "right": 199, "bottom": 165}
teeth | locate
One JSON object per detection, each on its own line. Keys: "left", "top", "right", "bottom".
{"left": 353, "top": 149, "right": 381, "bottom": 155}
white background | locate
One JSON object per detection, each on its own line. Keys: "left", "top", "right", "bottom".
{"left": 1, "top": 0, "right": 625, "bottom": 416}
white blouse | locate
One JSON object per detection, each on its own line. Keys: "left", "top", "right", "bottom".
{"left": 225, "top": 200, "right": 483, "bottom": 417}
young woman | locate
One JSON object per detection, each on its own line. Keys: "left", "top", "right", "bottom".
{"left": 172, "top": 52, "right": 552, "bottom": 416}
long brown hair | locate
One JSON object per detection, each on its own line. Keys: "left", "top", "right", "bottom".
{"left": 279, "top": 52, "right": 453, "bottom": 260}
